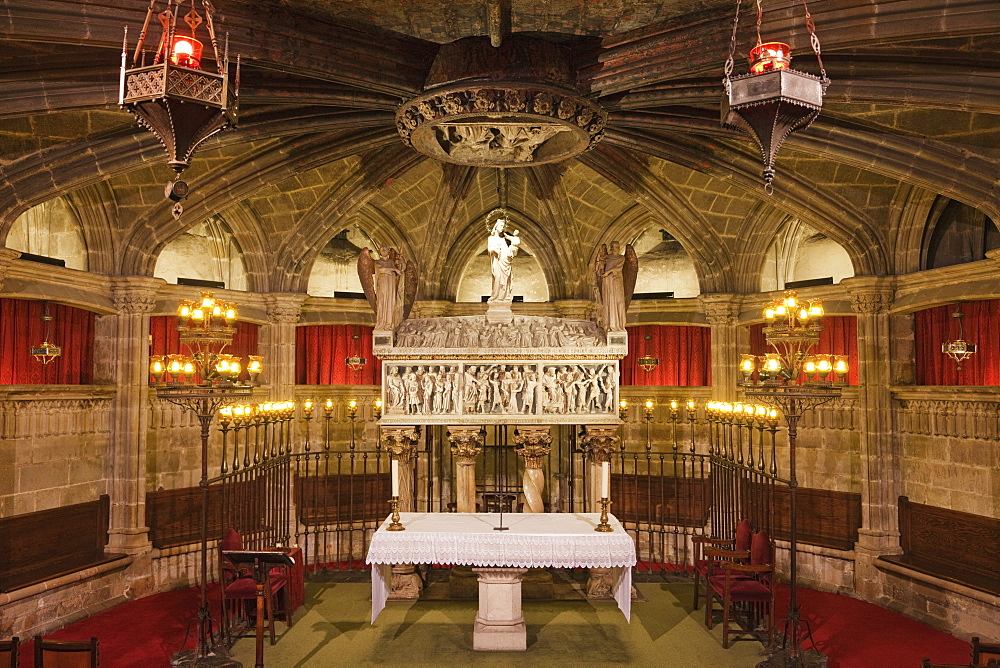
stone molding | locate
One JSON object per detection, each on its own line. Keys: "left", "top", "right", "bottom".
{"left": 698, "top": 293, "right": 743, "bottom": 325}
{"left": 110, "top": 276, "right": 162, "bottom": 314}
{"left": 0, "top": 247, "right": 21, "bottom": 291}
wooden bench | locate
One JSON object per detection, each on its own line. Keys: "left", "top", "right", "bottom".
{"left": 770, "top": 485, "right": 862, "bottom": 551}
{"left": 295, "top": 473, "right": 390, "bottom": 525}
{"left": 146, "top": 481, "right": 265, "bottom": 549}
{"left": 611, "top": 473, "right": 711, "bottom": 527}
{"left": 877, "top": 496, "right": 1000, "bottom": 596}
{"left": 0, "top": 495, "right": 127, "bottom": 593}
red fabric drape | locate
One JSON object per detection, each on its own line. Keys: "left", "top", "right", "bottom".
{"left": 149, "top": 316, "right": 259, "bottom": 382}
{"left": 915, "top": 299, "right": 1000, "bottom": 386}
{"left": 0, "top": 298, "right": 95, "bottom": 384}
{"left": 621, "top": 325, "right": 712, "bottom": 386}
{"left": 295, "top": 325, "right": 381, "bottom": 385}
{"left": 749, "top": 316, "right": 859, "bottom": 385}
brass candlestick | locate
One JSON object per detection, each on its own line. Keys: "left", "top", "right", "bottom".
{"left": 595, "top": 497, "right": 613, "bottom": 532}
{"left": 386, "top": 496, "right": 405, "bottom": 531}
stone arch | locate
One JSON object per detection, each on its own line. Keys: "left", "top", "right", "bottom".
{"left": 889, "top": 184, "right": 938, "bottom": 276}
{"left": 153, "top": 214, "right": 250, "bottom": 290}
{"left": 63, "top": 182, "right": 119, "bottom": 276}
{"left": 441, "top": 207, "right": 560, "bottom": 302}
{"left": 5, "top": 197, "right": 88, "bottom": 271}
{"left": 920, "top": 197, "right": 1000, "bottom": 271}
{"left": 759, "top": 220, "right": 855, "bottom": 292}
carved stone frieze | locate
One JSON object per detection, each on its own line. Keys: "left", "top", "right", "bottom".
{"left": 110, "top": 277, "right": 162, "bottom": 314}
{"left": 699, "top": 294, "right": 743, "bottom": 326}
{"left": 394, "top": 315, "right": 603, "bottom": 350}
{"left": 264, "top": 294, "right": 306, "bottom": 324}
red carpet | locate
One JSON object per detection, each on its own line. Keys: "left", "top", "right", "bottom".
{"left": 14, "top": 580, "right": 972, "bottom": 667}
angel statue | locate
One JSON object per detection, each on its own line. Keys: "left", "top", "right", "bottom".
{"left": 488, "top": 213, "right": 521, "bottom": 303}
{"left": 358, "top": 246, "right": 418, "bottom": 331}
{"left": 594, "top": 241, "right": 638, "bottom": 332}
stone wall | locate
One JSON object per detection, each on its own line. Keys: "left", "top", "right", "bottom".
{"left": 0, "top": 387, "right": 114, "bottom": 516}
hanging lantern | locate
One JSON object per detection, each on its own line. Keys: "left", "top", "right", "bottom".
{"left": 30, "top": 302, "right": 62, "bottom": 366}
{"left": 721, "top": 0, "right": 829, "bottom": 192}
{"left": 942, "top": 305, "right": 977, "bottom": 370}
{"left": 119, "top": 0, "right": 239, "bottom": 218}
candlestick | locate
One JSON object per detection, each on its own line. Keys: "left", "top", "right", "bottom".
{"left": 391, "top": 458, "right": 399, "bottom": 497}
{"left": 601, "top": 461, "right": 610, "bottom": 499}
{"left": 386, "top": 496, "right": 404, "bottom": 531}
{"left": 595, "top": 497, "right": 613, "bottom": 532}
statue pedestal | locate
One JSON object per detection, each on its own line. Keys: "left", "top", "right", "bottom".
{"left": 473, "top": 567, "right": 528, "bottom": 651}
{"left": 485, "top": 301, "right": 514, "bottom": 324}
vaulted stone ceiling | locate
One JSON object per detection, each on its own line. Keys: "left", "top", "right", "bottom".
{"left": 1, "top": 0, "right": 998, "bottom": 300}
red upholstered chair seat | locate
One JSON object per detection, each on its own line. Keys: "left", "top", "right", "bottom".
{"left": 224, "top": 572, "right": 288, "bottom": 598}
{"left": 705, "top": 529, "right": 775, "bottom": 648}
{"left": 708, "top": 576, "right": 772, "bottom": 602}
{"left": 218, "top": 528, "right": 291, "bottom": 646}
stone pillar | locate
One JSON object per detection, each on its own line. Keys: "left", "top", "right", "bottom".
{"left": 513, "top": 427, "right": 551, "bottom": 513}
{"left": 578, "top": 425, "right": 620, "bottom": 599}
{"left": 261, "top": 293, "right": 306, "bottom": 400}
{"left": 846, "top": 277, "right": 902, "bottom": 601}
{"left": 382, "top": 426, "right": 423, "bottom": 599}
{"left": 105, "top": 277, "right": 162, "bottom": 555}
{"left": 449, "top": 427, "right": 484, "bottom": 513}
{"left": 472, "top": 567, "right": 529, "bottom": 651}
{"left": 0, "top": 247, "right": 20, "bottom": 292}
{"left": 700, "top": 293, "right": 744, "bottom": 403}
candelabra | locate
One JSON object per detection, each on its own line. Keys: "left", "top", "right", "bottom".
{"left": 386, "top": 496, "right": 405, "bottom": 531}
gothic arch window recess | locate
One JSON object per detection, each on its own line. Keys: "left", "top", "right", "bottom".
{"left": 760, "top": 220, "right": 853, "bottom": 292}
{"left": 307, "top": 226, "right": 378, "bottom": 297}
{"left": 6, "top": 198, "right": 88, "bottom": 271}
{"left": 153, "top": 215, "right": 248, "bottom": 290}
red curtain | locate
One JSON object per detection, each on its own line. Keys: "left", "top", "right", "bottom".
{"left": 621, "top": 325, "right": 712, "bottom": 386}
{"left": 915, "top": 299, "right": 1000, "bottom": 386}
{"left": 749, "top": 315, "right": 859, "bottom": 385}
{"left": 296, "top": 324, "right": 381, "bottom": 385}
{"left": 149, "top": 316, "right": 259, "bottom": 382}
{"left": 0, "top": 298, "right": 95, "bottom": 384}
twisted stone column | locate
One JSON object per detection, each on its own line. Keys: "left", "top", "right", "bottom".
{"left": 105, "top": 277, "right": 162, "bottom": 555}
{"left": 449, "top": 427, "right": 484, "bottom": 513}
{"left": 514, "top": 427, "right": 552, "bottom": 513}
{"left": 847, "top": 278, "right": 902, "bottom": 600}
{"left": 382, "top": 426, "right": 422, "bottom": 599}
{"left": 579, "top": 425, "right": 621, "bottom": 599}
{"left": 700, "top": 294, "right": 744, "bottom": 403}
{"left": 261, "top": 293, "right": 306, "bottom": 400}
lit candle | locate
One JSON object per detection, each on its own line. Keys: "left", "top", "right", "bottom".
{"left": 601, "top": 461, "right": 610, "bottom": 500}
{"left": 391, "top": 459, "right": 399, "bottom": 497}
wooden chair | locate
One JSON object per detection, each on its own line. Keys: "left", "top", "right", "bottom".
{"left": 692, "top": 518, "right": 753, "bottom": 610}
{"left": 974, "top": 638, "right": 1000, "bottom": 666}
{"left": 705, "top": 529, "right": 774, "bottom": 649}
{"left": 33, "top": 636, "right": 98, "bottom": 668}
{"left": 0, "top": 637, "right": 19, "bottom": 668}
{"left": 219, "top": 528, "right": 291, "bottom": 645}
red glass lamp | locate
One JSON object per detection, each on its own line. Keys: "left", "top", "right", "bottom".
{"left": 749, "top": 42, "right": 791, "bottom": 74}
{"left": 170, "top": 35, "right": 203, "bottom": 68}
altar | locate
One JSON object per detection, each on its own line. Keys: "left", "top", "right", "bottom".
{"left": 366, "top": 512, "right": 636, "bottom": 651}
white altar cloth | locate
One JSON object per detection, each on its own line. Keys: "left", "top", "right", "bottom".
{"left": 366, "top": 512, "right": 636, "bottom": 623}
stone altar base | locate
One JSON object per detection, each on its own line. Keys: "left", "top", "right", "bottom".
{"left": 389, "top": 563, "right": 423, "bottom": 600}
{"left": 472, "top": 567, "right": 528, "bottom": 651}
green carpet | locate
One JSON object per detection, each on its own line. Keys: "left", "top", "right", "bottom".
{"left": 230, "top": 581, "right": 764, "bottom": 667}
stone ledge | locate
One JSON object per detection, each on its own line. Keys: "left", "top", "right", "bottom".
{"left": 891, "top": 386, "right": 1000, "bottom": 402}
{"left": 0, "top": 554, "right": 133, "bottom": 606}
{"left": 0, "top": 385, "right": 116, "bottom": 401}
{"left": 875, "top": 557, "right": 1000, "bottom": 608}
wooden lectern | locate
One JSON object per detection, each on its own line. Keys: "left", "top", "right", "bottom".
{"left": 222, "top": 550, "right": 295, "bottom": 668}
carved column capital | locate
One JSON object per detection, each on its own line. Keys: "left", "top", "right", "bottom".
{"left": 448, "top": 426, "right": 484, "bottom": 464}
{"left": 0, "top": 247, "right": 20, "bottom": 292}
{"left": 844, "top": 277, "right": 895, "bottom": 315}
{"left": 699, "top": 293, "right": 743, "bottom": 326}
{"left": 264, "top": 293, "right": 307, "bottom": 324}
{"left": 514, "top": 426, "right": 552, "bottom": 469}
{"left": 110, "top": 277, "right": 163, "bottom": 314}
{"left": 578, "top": 425, "right": 620, "bottom": 463}
{"left": 382, "top": 426, "right": 420, "bottom": 462}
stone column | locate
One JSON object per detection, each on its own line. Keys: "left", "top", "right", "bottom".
{"left": 382, "top": 426, "right": 423, "bottom": 599}
{"left": 449, "top": 427, "right": 484, "bottom": 513}
{"left": 700, "top": 293, "right": 744, "bottom": 403}
{"left": 0, "top": 248, "right": 20, "bottom": 292}
{"left": 579, "top": 425, "right": 621, "bottom": 599}
{"left": 261, "top": 293, "right": 306, "bottom": 400}
{"left": 472, "top": 567, "right": 529, "bottom": 651}
{"left": 846, "top": 277, "right": 902, "bottom": 601}
{"left": 105, "top": 277, "right": 162, "bottom": 555}
{"left": 513, "top": 427, "right": 552, "bottom": 513}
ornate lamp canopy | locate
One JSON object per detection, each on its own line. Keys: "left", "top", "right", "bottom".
{"left": 119, "top": 0, "right": 239, "bottom": 217}
{"left": 30, "top": 302, "right": 62, "bottom": 366}
{"left": 397, "top": 35, "right": 607, "bottom": 167}
{"left": 942, "top": 304, "right": 977, "bottom": 370}
{"left": 721, "top": 0, "right": 830, "bottom": 192}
